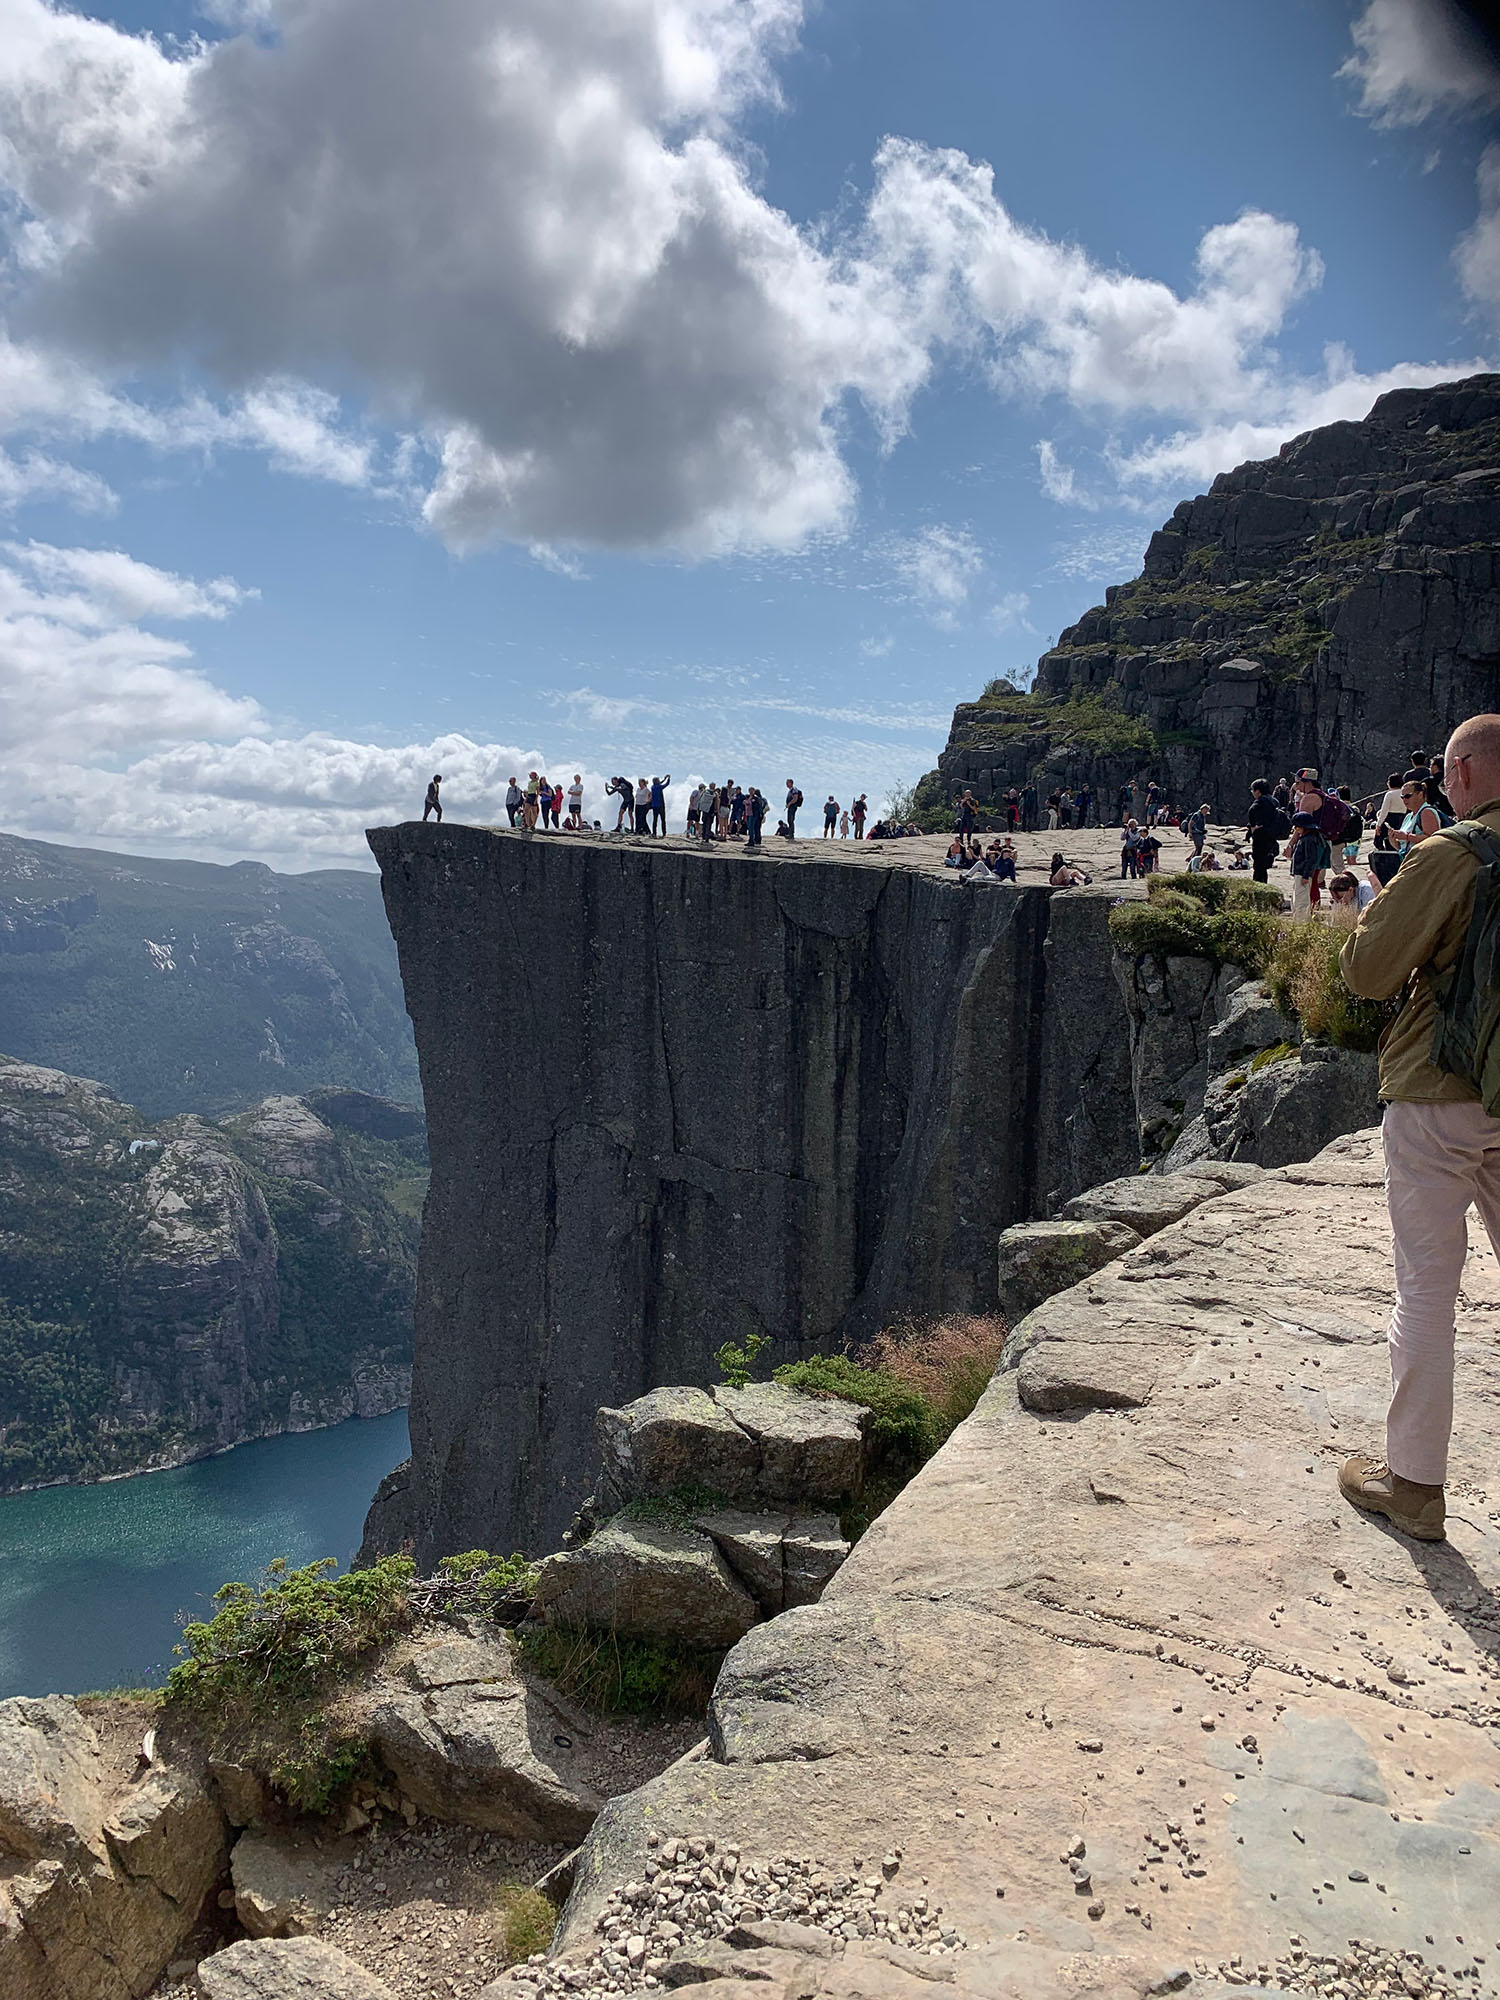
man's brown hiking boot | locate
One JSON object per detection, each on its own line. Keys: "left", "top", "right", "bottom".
{"left": 1338, "top": 1456, "right": 1446, "bottom": 1542}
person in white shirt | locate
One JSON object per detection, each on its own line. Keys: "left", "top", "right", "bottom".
{"left": 566, "top": 775, "right": 584, "bottom": 829}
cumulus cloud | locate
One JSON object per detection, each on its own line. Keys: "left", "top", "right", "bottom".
{"left": 0, "top": 0, "right": 1471, "bottom": 557}
{"left": 1105, "top": 350, "right": 1490, "bottom": 490}
{"left": 1339, "top": 0, "right": 1500, "bottom": 125}
{"left": 0, "top": 543, "right": 263, "bottom": 762}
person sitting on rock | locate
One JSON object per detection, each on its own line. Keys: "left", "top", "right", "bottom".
{"left": 990, "top": 839, "right": 1018, "bottom": 882}
{"left": 943, "top": 838, "right": 966, "bottom": 868}
{"left": 1198, "top": 847, "right": 1222, "bottom": 872}
{"left": 1337, "top": 713, "right": 1500, "bottom": 1544}
{"left": 1049, "top": 852, "right": 1089, "bottom": 887}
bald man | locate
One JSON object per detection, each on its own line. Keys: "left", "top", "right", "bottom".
{"left": 1338, "top": 713, "right": 1500, "bottom": 1541}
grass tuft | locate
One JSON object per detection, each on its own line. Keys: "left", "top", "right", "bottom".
{"left": 493, "top": 1884, "right": 559, "bottom": 1965}
{"left": 515, "top": 1625, "right": 723, "bottom": 1717}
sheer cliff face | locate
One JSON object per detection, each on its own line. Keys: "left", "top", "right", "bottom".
{"left": 931, "top": 373, "right": 1500, "bottom": 811}
{"left": 367, "top": 826, "right": 1137, "bottom": 1560}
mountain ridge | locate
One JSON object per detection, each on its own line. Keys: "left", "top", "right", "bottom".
{"left": 919, "top": 372, "right": 1500, "bottom": 815}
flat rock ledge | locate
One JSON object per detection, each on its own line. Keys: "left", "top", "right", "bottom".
{"left": 552, "top": 1129, "right": 1500, "bottom": 1999}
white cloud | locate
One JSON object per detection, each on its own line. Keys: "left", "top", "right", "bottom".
{"left": 1339, "top": 0, "right": 1500, "bottom": 125}
{"left": 1036, "top": 441, "right": 1086, "bottom": 507}
{"left": 1105, "top": 350, "right": 1490, "bottom": 489}
{"left": 1457, "top": 143, "right": 1500, "bottom": 320}
{"left": 885, "top": 524, "right": 983, "bottom": 625}
{"left": 986, "top": 590, "right": 1031, "bottom": 635}
{"left": 0, "top": 544, "right": 263, "bottom": 761}
{"left": 0, "top": 446, "right": 115, "bottom": 512}
{"left": 1048, "top": 526, "right": 1150, "bottom": 582}
{"left": 0, "top": 0, "right": 1485, "bottom": 567}
{"left": 7, "top": 540, "right": 252, "bottom": 622}
{"left": 549, "top": 685, "right": 668, "bottom": 729}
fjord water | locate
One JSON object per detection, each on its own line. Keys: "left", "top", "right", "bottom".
{"left": 0, "top": 1409, "right": 409, "bottom": 1699}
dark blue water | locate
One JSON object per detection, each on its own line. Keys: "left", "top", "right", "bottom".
{"left": 0, "top": 1410, "right": 409, "bottom": 1698}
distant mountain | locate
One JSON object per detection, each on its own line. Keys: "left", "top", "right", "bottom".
{"left": 0, "top": 1061, "right": 424, "bottom": 1491}
{"left": 0, "top": 833, "right": 418, "bottom": 1120}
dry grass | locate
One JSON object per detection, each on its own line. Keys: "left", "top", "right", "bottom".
{"left": 492, "top": 1883, "right": 558, "bottom": 1965}
{"left": 862, "top": 1313, "right": 1008, "bottom": 1437}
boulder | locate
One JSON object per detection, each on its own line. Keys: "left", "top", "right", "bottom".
{"left": 996, "top": 1219, "right": 1141, "bottom": 1320}
{"left": 0, "top": 1696, "right": 106, "bottom": 1868}
{"left": 782, "top": 1516, "right": 850, "bottom": 1609}
{"left": 693, "top": 1510, "right": 790, "bottom": 1612}
{"left": 104, "top": 1764, "right": 228, "bottom": 1915}
{"left": 230, "top": 1830, "right": 339, "bottom": 1938}
{"left": 1057, "top": 1173, "right": 1218, "bottom": 1238}
{"left": 209, "top": 1759, "right": 273, "bottom": 1829}
{"left": 1206, "top": 982, "right": 1298, "bottom": 1067}
{"left": 0, "top": 1753, "right": 228, "bottom": 2000}
{"left": 711, "top": 1384, "right": 868, "bottom": 1504}
{"left": 597, "top": 1387, "right": 759, "bottom": 1508}
{"left": 534, "top": 1518, "right": 761, "bottom": 1648}
{"left": 198, "top": 1936, "right": 396, "bottom": 1999}
{"left": 364, "top": 1621, "right": 600, "bottom": 1839}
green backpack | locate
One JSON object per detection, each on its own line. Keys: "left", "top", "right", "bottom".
{"left": 1428, "top": 822, "right": 1500, "bottom": 1113}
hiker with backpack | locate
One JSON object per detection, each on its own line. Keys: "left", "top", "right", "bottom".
{"left": 1337, "top": 713, "right": 1500, "bottom": 1546}
{"left": 1246, "top": 779, "right": 1291, "bottom": 884}
{"left": 784, "top": 779, "right": 803, "bottom": 839}
{"left": 1285, "top": 768, "right": 1347, "bottom": 915}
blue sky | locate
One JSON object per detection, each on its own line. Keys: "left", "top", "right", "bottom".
{"left": 0, "top": 0, "right": 1496, "bottom": 865}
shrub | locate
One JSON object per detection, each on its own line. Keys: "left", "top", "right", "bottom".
{"left": 493, "top": 1884, "right": 558, "bottom": 1965}
{"left": 166, "top": 1556, "right": 416, "bottom": 1717}
{"left": 1262, "top": 920, "right": 1394, "bottom": 1053}
{"left": 715, "top": 1332, "right": 771, "bottom": 1389}
{"left": 861, "top": 1314, "right": 1007, "bottom": 1438}
{"left": 1109, "top": 877, "right": 1282, "bottom": 971}
{"left": 515, "top": 1626, "right": 722, "bottom": 1717}
{"left": 772, "top": 1354, "right": 940, "bottom": 1466}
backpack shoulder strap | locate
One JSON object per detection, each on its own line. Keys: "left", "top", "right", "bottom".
{"left": 1433, "top": 821, "right": 1500, "bottom": 864}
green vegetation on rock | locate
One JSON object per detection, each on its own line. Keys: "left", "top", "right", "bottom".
{"left": 515, "top": 1624, "right": 723, "bottom": 1717}
{"left": 1110, "top": 874, "right": 1395, "bottom": 1056}
{"left": 1107, "top": 875, "right": 1283, "bottom": 967}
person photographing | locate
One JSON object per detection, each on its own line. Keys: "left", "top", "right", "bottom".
{"left": 1338, "top": 713, "right": 1500, "bottom": 1542}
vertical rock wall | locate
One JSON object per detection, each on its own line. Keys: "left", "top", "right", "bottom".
{"left": 366, "top": 826, "right": 1136, "bottom": 1558}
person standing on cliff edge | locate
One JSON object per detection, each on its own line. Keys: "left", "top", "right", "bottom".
{"left": 1338, "top": 713, "right": 1500, "bottom": 1544}
{"left": 422, "top": 774, "right": 442, "bottom": 822}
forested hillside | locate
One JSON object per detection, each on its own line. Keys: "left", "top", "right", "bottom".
{"left": 0, "top": 1063, "right": 424, "bottom": 1490}
{"left": 0, "top": 834, "right": 418, "bottom": 1119}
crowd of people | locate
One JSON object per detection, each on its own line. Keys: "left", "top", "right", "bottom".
{"left": 415, "top": 749, "right": 1458, "bottom": 922}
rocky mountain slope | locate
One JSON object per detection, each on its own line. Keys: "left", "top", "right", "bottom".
{"left": 0, "top": 833, "right": 419, "bottom": 1120}
{"left": 0, "top": 1062, "right": 424, "bottom": 1490}
{"left": 921, "top": 372, "right": 1500, "bottom": 814}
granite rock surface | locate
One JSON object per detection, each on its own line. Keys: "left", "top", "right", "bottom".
{"left": 556, "top": 1129, "right": 1500, "bottom": 1994}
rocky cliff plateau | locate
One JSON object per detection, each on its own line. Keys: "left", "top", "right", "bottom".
{"left": 923, "top": 373, "right": 1500, "bottom": 813}
{"left": 364, "top": 823, "right": 1146, "bottom": 1560}
{"left": 0, "top": 1061, "right": 423, "bottom": 1490}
